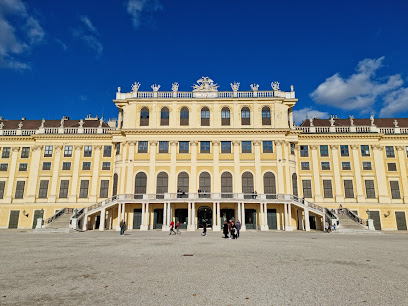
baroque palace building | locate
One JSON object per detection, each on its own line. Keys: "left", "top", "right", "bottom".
{"left": 0, "top": 77, "right": 407, "bottom": 231}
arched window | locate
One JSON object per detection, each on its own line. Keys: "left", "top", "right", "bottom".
{"left": 135, "top": 172, "right": 147, "bottom": 199}
{"left": 177, "top": 172, "right": 189, "bottom": 197}
{"left": 221, "top": 107, "right": 230, "bottom": 126}
{"left": 180, "top": 107, "right": 189, "bottom": 126}
{"left": 292, "top": 173, "right": 298, "bottom": 197}
{"left": 221, "top": 172, "right": 233, "bottom": 198}
{"left": 242, "top": 171, "right": 254, "bottom": 198}
{"left": 160, "top": 107, "right": 169, "bottom": 126}
{"left": 201, "top": 107, "right": 210, "bottom": 126}
{"left": 113, "top": 173, "right": 118, "bottom": 196}
{"left": 262, "top": 106, "right": 271, "bottom": 125}
{"left": 156, "top": 172, "right": 168, "bottom": 199}
{"left": 241, "top": 107, "right": 250, "bottom": 125}
{"left": 199, "top": 172, "right": 211, "bottom": 197}
{"left": 140, "top": 107, "right": 149, "bottom": 126}
{"left": 264, "top": 172, "right": 276, "bottom": 199}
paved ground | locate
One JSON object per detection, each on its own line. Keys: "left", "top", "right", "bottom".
{"left": 1, "top": 230, "right": 408, "bottom": 306}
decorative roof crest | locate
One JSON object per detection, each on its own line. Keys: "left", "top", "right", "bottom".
{"left": 271, "top": 81, "right": 280, "bottom": 91}
{"left": 250, "top": 83, "right": 259, "bottom": 91}
{"left": 131, "top": 82, "right": 141, "bottom": 92}
{"left": 192, "top": 77, "right": 219, "bottom": 92}
{"left": 151, "top": 84, "right": 161, "bottom": 92}
{"left": 171, "top": 82, "right": 179, "bottom": 92}
{"left": 230, "top": 82, "right": 240, "bottom": 91}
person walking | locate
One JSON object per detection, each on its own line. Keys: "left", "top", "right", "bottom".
{"left": 169, "top": 219, "right": 176, "bottom": 235}
{"left": 120, "top": 219, "right": 126, "bottom": 236}
{"left": 202, "top": 219, "right": 207, "bottom": 236}
{"left": 325, "top": 220, "right": 330, "bottom": 233}
{"left": 236, "top": 219, "right": 241, "bottom": 238}
{"left": 231, "top": 221, "right": 237, "bottom": 239}
{"left": 228, "top": 220, "right": 233, "bottom": 239}
{"left": 223, "top": 220, "right": 229, "bottom": 238}
{"left": 176, "top": 220, "right": 181, "bottom": 234}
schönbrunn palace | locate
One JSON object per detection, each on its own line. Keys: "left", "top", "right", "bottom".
{"left": 1, "top": 77, "right": 407, "bottom": 232}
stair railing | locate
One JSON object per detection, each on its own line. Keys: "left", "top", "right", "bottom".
{"left": 345, "top": 208, "right": 368, "bottom": 226}
{"left": 44, "top": 207, "right": 73, "bottom": 225}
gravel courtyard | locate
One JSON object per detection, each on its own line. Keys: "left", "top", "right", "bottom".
{"left": 0, "top": 230, "right": 407, "bottom": 306}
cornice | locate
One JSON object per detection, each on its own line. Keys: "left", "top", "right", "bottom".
{"left": 118, "top": 128, "right": 299, "bottom": 136}
{"left": 32, "top": 134, "right": 113, "bottom": 140}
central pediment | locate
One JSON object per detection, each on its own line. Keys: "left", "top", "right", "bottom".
{"left": 192, "top": 77, "right": 219, "bottom": 98}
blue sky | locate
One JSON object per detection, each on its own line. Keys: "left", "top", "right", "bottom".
{"left": 0, "top": 0, "right": 407, "bottom": 124}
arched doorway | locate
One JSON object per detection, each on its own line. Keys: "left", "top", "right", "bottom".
{"left": 197, "top": 206, "right": 212, "bottom": 229}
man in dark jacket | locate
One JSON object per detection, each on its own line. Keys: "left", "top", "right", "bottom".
{"left": 223, "top": 220, "right": 229, "bottom": 238}
{"left": 202, "top": 219, "right": 207, "bottom": 236}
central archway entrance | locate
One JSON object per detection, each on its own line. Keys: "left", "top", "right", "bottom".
{"left": 197, "top": 206, "right": 212, "bottom": 229}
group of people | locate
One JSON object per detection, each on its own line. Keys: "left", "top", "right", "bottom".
{"left": 169, "top": 219, "right": 181, "bottom": 235}
{"left": 325, "top": 220, "right": 337, "bottom": 232}
{"left": 197, "top": 189, "right": 208, "bottom": 198}
{"left": 223, "top": 219, "right": 241, "bottom": 239}
{"left": 176, "top": 189, "right": 187, "bottom": 198}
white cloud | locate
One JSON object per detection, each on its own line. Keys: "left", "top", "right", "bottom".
{"left": 380, "top": 87, "right": 408, "bottom": 118}
{"left": 73, "top": 15, "right": 103, "bottom": 57}
{"left": 310, "top": 57, "right": 403, "bottom": 112}
{"left": 292, "top": 107, "right": 329, "bottom": 124}
{"left": 126, "top": 0, "right": 163, "bottom": 28}
{"left": 0, "top": 0, "right": 45, "bottom": 70}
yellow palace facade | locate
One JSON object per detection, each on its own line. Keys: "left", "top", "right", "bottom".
{"left": 0, "top": 77, "right": 407, "bottom": 231}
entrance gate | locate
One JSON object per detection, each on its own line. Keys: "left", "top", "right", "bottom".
{"left": 175, "top": 209, "right": 188, "bottom": 229}
{"left": 8, "top": 211, "right": 20, "bottom": 229}
{"left": 267, "top": 209, "right": 277, "bottom": 229}
{"left": 153, "top": 209, "right": 163, "bottom": 229}
{"left": 245, "top": 209, "right": 256, "bottom": 229}
{"left": 220, "top": 209, "right": 234, "bottom": 224}
{"left": 133, "top": 209, "right": 142, "bottom": 229}
{"left": 197, "top": 206, "right": 212, "bottom": 228}
{"left": 395, "top": 212, "right": 407, "bottom": 230}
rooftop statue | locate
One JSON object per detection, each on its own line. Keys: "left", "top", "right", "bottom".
{"left": 394, "top": 119, "right": 399, "bottom": 127}
{"left": 0, "top": 122, "right": 4, "bottom": 129}
{"left": 18, "top": 121, "right": 23, "bottom": 129}
{"left": 60, "top": 118, "right": 65, "bottom": 128}
{"left": 349, "top": 115, "right": 354, "bottom": 126}
{"left": 271, "top": 81, "right": 280, "bottom": 91}
{"left": 171, "top": 82, "right": 179, "bottom": 92}
{"left": 79, "top": 119, "right": 84, "bottom": 127}
{"left": 230, "top": 82, "right": 240, "bottom": 91}
{"left": 370, "top": 115, "right": 375, "bottom": 126}
{"left": 309, "top": 118, "right": 314, "bottom": 127}
{"left": 40, "top": 118, "right": 45, "bottom": 128}
{"left": 192, "top": 77, "right": 219, "bottom": 92}
{"left": 329, "top": 116, "right": 335, "bottom": 127}
{"left": 131, "top": 82, "right": 141, "bottom": 92}
{"left": 151, "top": 84, "right": 161, "bottom": 92}
{"left": 250, "top": 83, "right": 259, "bottom": 91}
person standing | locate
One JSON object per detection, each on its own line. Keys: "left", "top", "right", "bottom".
{"left": 231, "top": 221, "right": 237, "bottom": 239}
{"left": 169, "top": 219, "right": 176, "bottom": 235}
{"left": 325, "top": 220, "right": 329, "bottom": 233}
{"left": 223, "top": 220, "right": 229, "bottom": 238}
{"left": 236, "top": 220, "right": 241, "bottom": 238}
{"left": 120, "top": 219, "right": 126, "bottom": 236}
{"left": 202, "top": 219, "right": 207, "bottom": 236}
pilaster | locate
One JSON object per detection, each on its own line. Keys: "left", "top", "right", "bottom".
{"left": 350, "top": 144, "right": 365, "bottom": 202}
{"left": 330, "top": 145, "right": 344, "bottom": 202}
{"left": 89, "top": 145, "right": 102, "bottom": 202}
{"left": 233, "top": 140, "right": 241, "bottom": 192}
{"left": 148, "top": 141, "right": 157, "bottom": 194}
{"left": 47, "top": 145, "right": 63, "bottom": 202}
{"left": 213, "top": 141, "right": 220, "bottom": 193}
{"left": 4, "top": 147, "right": 19, "bottom": 202}
{"left": 68, "top": 145, "right": 82, "bottom": 202}
{"left": 310, "top": 145, "right": 323, "bottom": 202}
{"left": 169, "top": 141, "right": 177, "bottom": 193}
{"left": 254, "top": 141, "right": 262, "bottom": 193}
{"left": 276, "top": 141, "right": 285, "bottom": 194}
{"left": 372, "top": 145, "right": 390, "bottom": 203}
{"left": 119, "top": 142, "right": 128, "bottom": 194}
{"left": 125, "top": 141, "right": 136, "bottom": 194}
{"left": 26, "top": 145, "right": 43, "bottom": 202}
{"left": 396, "top": 146, "right": 408, "bottom": 202}
{"left": 190, "top": 141, "right": 197, "bottom": 193}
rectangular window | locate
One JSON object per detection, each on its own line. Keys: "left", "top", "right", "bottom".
{"left": 361, "top": 145, "right": 370, "bottom": 156}
{"left": 116, "top": 143, "right": 121, "bottom": 155}
{"left": 79, "top": 180, "right": 89, "bottom": 198}
{"left": 344, "top": 180, "right": 354, "bottom": 198}
{"left": 42, "top": 162, "right": 51, "bottom": 170}
{"left": 320, "top": 145, "right": 329, "bottom": 157}
{"left": 44, "top": 146, "right": 53, "bottom": 157}
{"left": 179, "top": 141, "right": 189, "bottom": 153}
{"left": 0, "top": 163, "right": 8, "bottom": 171}
{"left": 84, "top": 145, "right": 92, "bottom": 157}
{"left": 242, "top": 141, "right": 252, "bottom": 153}
{"left": 290, "top": 143, "right": 295, "bottom": 155}
{"left": 406, "top": 146, "right": 408, "bottom": 158}
{"left": 365, "top": 180, "right": 376, "bottom": 199}
{"left": 221, "top": 141, "right": 231, "bottom": 153}
{"left": 102, "top": 162, "right": 111, "bottom": 170}
{"left": 59, "top": 180, "right": 69, "bottom": 198}
{"left": 362, "top": 162, "right": 372, "bottom": 170}
{"left": 321, "top": 162, "right": 330, "bottom": 170}
{"left": 390, "top": 181, "right": 401, "bottom": 199}
{"left": 82, "top": 162, "right": 91, "bottom": 170}
{"left": 340, "top": 145, "right": 349, "bottom": 157}
{"left": 138, "top": 141, "right": 148, "bottom": 153}
{"left": 301, "top": 162, "right": 310, "bottom": 170}
{"left": 103, "top": 145, "right": 112, "bottom": 157}
{"left": 302, "top": 180, "right": 312, "bottom": 198}
{"left": 300, "top": 145, "right": 309, "bottom": 157}
{"left": 387, "top": 163, "right": 397, "bottom": 171}
{"left": 200, "top": 141, "right": 210, "bottom": 153}
{"left": 21, "top": 147, "right": 30, "bottom": 158}
{"left": 64, "top": 146, "right": 73, "bottom": 157}
{"left": 1, "top": 147, "right": 10, "bottom": 158}
{"left": 19, "top": 163, "right": 28, "bottom": 171}
{"left": 385, "top": 146, "right": 395, "bottom": 158}
{"left": 62, "top": 162, "right": 71, "bottom": 170}
{"left": 0, "top": 181, "right": 5, "bottom": 199}
{"left": 323, "top": 180, "right": 333, "bottom": 198}
{"left": 38, "top": 180, "right": 49, "bottom": 198}
{"left": 342, "top": 162, "right": 351, "bottom": 170}
{"left": 263, "top": 141, "right": 273, "bottom": 153}
{"left": 159, "top": 141, "right": 169, "bottom": 153}
{"left": 14, "top": 181, "right": 25, "bottom": 199}
{"left": 99, "top": 180, "right": 109, "bottom": 198}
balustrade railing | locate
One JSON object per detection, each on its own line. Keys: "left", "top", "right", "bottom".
{"left": 44, "top": 207, "right": 73, "bottom": 225}
{"left": 345, "top": 208, "right": 368, "bottom": 226}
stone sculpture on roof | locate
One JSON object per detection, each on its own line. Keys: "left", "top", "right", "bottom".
{"left": 192, "top": 77, "right": 219, "bottom": 92}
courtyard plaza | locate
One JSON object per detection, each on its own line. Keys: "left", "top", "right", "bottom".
{"left": 1, "top": 230, "right": 408, "bottom": 306}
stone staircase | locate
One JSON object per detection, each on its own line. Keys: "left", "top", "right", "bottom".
{"left": 336, "top": 214, "right": 377, "bottom": 233}
{"left": 44, "top": 212, "right": 72, "bottom": 230}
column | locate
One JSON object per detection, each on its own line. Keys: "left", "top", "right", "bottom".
{"left": 187, "top": 202, "right": 192, "bottom": 230}
{"left": 4, "top": 147, "right": 19, "bottom": 202}
{"left": 117, "top": 108, "right": 123, "bottom": 129}
{"left": 69, "top": 145, "right": 82, "bottom": 202}
{"left": 276, "top": 141, "right": 285, "bottom": 194}
{"left": 162, "top": 202, "right": 167, "bottom": 231}
{"left": 116, "top": 204, "right": 121, "bottom": 230}
{"left": 119, "top": 142, "right": 128, "bottom": 194}
{"left": 192, "top": 202, "right": 196, "bottom": 229}
{"left": 372, "top": 145, "right": 390, "bottom": 203}
{"left": 145, "top": 202, "right": 150, "bottom": 229}
{"left": 330, "top": 145, "right": 344, "bottom": 202}
{"left": 351, "top": 144, "right": 365, "bottom": 202}
{"left": 284, "top": 203, "right": 288, "bottom": 231}
{"left": 121, "top": 203, "right": 125, "bottom": 223}
{"left": 304, "top": 208, "right": 310, "bottom": 231}
{"left": 237, "top": 202, "right": 241, "bottom": 223}
{"left": 287, "top": 203, "right": 293, "bottom": 231}
{"left": 217, "top": 202, "right": 221, "bottom": 229}
{"left": 284, "top": 142, "right": 291, "bottom": 194}
{"left": 169, "top": 141, "right": 177, "bottom": 193}
{"left": 190, "top": 141, "right": 198, "bottom": 193}
{"left": 212, "top": 202, "right": 217, "bottom": 230}
{"left": 264, "top": 203, "right": 268, "bottom": 230}
{"left": 90, "top": 145, "right": 102, "bottom": 202}
{"left": 148, "top": 141, "right": 157, "bottom": 194}
{"left": 82, "top": 214, "right": 88, "bottom": 231}
{"left": 397, "top": 146, "right": 408, "bottom": 202}
{"left": 141, "top": 202, "right": 145, "bottom": 226}
{"left": 241, "top": 202, "right": 246, "bottom": 231}
{"left": 233, "top": 141, "right": 241, "bottom": 193}
{"left": 259, "top": 203, "right": 264, "bottom": 227}
{"left": 310, "top": 145, "right": 323, "bottom": 202}
{"left": 126, "top": 141, "right": 136, "bottom": 194}
{"left": 48, "top": 145, "right": 63, "bottom": 202}
{"left": 254, "top": 141, "right": 262, "bottom": 193}
{"left": 167, "top": 202, "right": 171, "bottom": 226}
{"left": 26, "top": 145, "right": 42, "bottom": 202}
{"left": 99, "top": 208, "right": 106, "bottom": 231}
{"left": 213, "top": 141, "right": 220, "bottom": 193}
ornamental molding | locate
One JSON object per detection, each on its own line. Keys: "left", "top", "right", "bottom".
{"left": 94, "top": 145, "right": 103, "bottom": 150}
{"left": 127, "top": 141, "right": 137, "bottom": 145}
{"left": 396, "top": 146, "right": 405, "bottom": 151}
{"left": 74, "top": 145, "right": 83, "bottom": 150}
{"left": 212, "top": 140, "right": 220, "bottom": 145}
{"left": 11, "top": 147, "right": 20, "bottom": 152}
{"left": 55, "top": 145, "right": 63, "bottom": 151}
{"left": 170, "top": 141, "right": 178, "bottom": 145}
{"left": 310, "top": 145, "right": 318, "bottom": 150}
{"left": 31, "top": 145, "right": 43, "bottom": 151}
{"left": 350, "top": 144, "right": 359, "bottom": 150}
{"left": 149, "top": 140, "right": 158, "bottom": 145}
{"left": 371, "top": 144, "right": 383, "bottom": 151}
{"left": 329, "top": 145, "right": 339, "bottom": 150}
{"left": 190, "top": 140, "right": 198, "bottom": 145}
{"left": 192, "top": 77, "right": 219, "bottom": 98}
{"left": 253, "top": 140, "right": 262, "bottom": 146}
{"left": 119, "top": 129, "right": 295, "bottom": 136}
{"left": 232, "top": 140, "right": 240, "bottom": 146}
